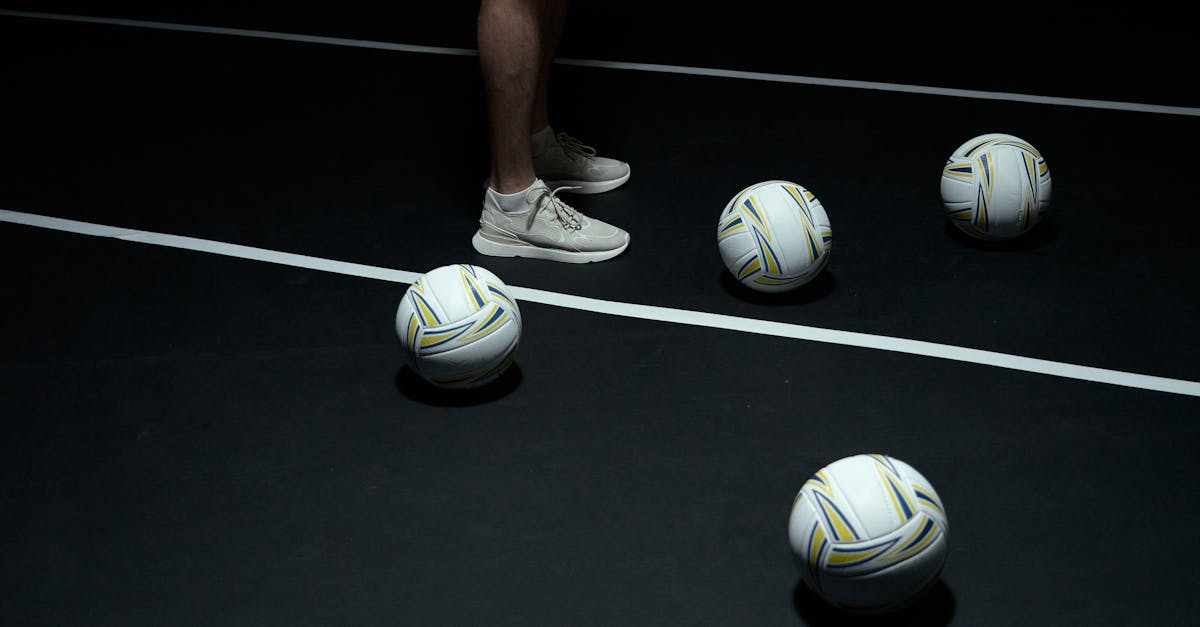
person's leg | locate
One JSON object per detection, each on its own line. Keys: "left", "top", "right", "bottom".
{"left": 520, "top": 0, "right": 630, "bottom": 195}
{"left": 477, "top": 0, "right": 547, "bottom": 194}
{"left": 473, "top": 0, "right": 629, "bottom": 263}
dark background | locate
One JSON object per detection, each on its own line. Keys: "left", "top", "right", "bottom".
{"left": 2, "top": 4, "right": 1198, "bottom": 627}
{"left": 3, "top": 3, "right": 1195, "bottom": 107}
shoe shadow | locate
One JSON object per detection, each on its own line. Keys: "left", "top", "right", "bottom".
{"left": 393, "top": 363, "right": 522, "bottom": 407}
{"left": 944, "top": 216, "right": 1058, "bottom": 251}
{"left": 718, "top": 268, "right": 838, "bottom": 306}
{"left": 792, "top": 579, "right": 956, "bottom": 626}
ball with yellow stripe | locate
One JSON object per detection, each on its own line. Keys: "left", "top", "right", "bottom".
{"left": 717, "top": 180, "right": 833, "bottom": 293}
{"left": 940, "top": 132, "right": 1052, "bottom": 241}
{"left": 787, "top": 453, "right": 949, "bottom": 614}
{"left": 394, "top": 264, "right": 522, "bottom": 389}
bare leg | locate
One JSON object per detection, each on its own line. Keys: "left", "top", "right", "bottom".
{"left": 478, "top": 0, "right": 559, "bottom": 194}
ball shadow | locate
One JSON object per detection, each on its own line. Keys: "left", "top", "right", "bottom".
{"left": 717, "top": 267, "right": 838, "bottom": 306}
{"left": 943, "top": 216, "right": 1058, "bottom": 251}
{"left": 393, "top": 363, "right": 522, "bottom": 407}
{"left": 792, "top": 579, "right": 956, "bottom": 627}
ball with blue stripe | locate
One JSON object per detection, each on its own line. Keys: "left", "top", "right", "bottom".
{"left": 787, "top": 453, "right": 949, "bottom": 614}
{"left": 395, "top": 264, "right": 522, "bottom": 389}
{"left": 717, "top": 180, "right": 833, "bottom": 293}
{"left": 940, "top": 132, "right": 1052, "bottom": 241}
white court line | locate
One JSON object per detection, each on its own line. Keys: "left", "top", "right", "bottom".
{"left": 3, "top": 208, "right": 1199, "bottom": 399}
{"left": 3, "top": 9, "right": 1199, "bottom": 117}
{"left": 554, "top": 58, "right": 1200, "bottom": 118}
{"left": 2, "top": 10, "right": 1198, "bottom": 396}
{"left": 0, "top": 9, "right": 479, "bottom": 57}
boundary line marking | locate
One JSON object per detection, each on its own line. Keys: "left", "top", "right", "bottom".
{"left": 2, "top": 9, "right": 1197, "bottom": 117}
{"left": 3, "top": 208, "right": 1198, "bottom": 398}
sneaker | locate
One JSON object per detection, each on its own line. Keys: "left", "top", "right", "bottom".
{"left": 533, "top": 132, "right": 631, "bottom": 194}
{"left": 472, "top": 179, "right": 630, "bottom": 263}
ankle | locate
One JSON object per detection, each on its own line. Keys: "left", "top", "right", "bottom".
{"left": 487, "top": 179, "right": 542, "bottom": 212}
{"left": 489, "top": 174, "right": 538, "bottom": 196}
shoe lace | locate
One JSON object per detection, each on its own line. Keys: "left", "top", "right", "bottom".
{"left": 555, "top": 132, "right": 598, "bottom": 162}
{"left": 529, "top": 184, "right": 584, "bottom": 230}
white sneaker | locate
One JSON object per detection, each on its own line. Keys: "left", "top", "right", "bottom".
{"left": 533, "top": 132, "right": 631, "bottom": 194}
{"left": 472, "top": 179, "right": 630, "bottom": 263}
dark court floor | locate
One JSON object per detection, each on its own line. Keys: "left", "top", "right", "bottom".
{"left": 2, "top": 5, "right": 1198, "bottom": 626}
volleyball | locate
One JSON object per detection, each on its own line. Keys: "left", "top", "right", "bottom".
{"left": 394, "top": 264, "right": 522, "bottom": 389}
{"left": 717, "top": 180, "right": 832, "bottom": 293}
{"left": 940, "top": 132, "right": 1052, "bottom": 240}
{"left": 788, "top": 454, "right": 949, "bottom": 614}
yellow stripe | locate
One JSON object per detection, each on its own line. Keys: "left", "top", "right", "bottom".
{"left": 887, "top": 517, "right": 940, "bottom": 561}
{"left": 808, "top": 524, "right": 826, "bottom": 568}
{"left": 820, "top": 498, "right": 856, "bottom": 542}
{"left": 784, "top": 185, "right": 810, "bottom": 221}
{"left": 420, "top": 332, "right": 458, "bottom": 347}
{"left": 943, "top": 164, "right": 973, "bottom": 179}
{"left": 719, "top": 221, "right": 746, "bottom": 237}
{"left": 737, "top": 257, "right": 761, "bottom": 280}
{"left": 755, "top": 275, "right": 800, "bottom": 285}
{"left": 460, "top": 268, "right": 485, "bottom": 312}
{"left": 415, "top": 297, "right": 439, "bottom": 326}
{"left": 1000, "top": 140, "right": 1041, "bottom": 157}
{"left": 759, "top": 234, "right": 780, "bottom": 275}
{"left": 877, "top": 465, "right": 911, "bottom": 523}
{"left": 745, "top": 195, "right": 771, "bottom": 239}
{"left": 807, "top": 471, "right": 833, "bottom": 497}
{"left": 463, "top": 307, "right": 509, "bottom": 342}
{"left": 406, "top": 314, "right": 419, "bottom": 348}
{"left": 913, "top": 484, "right": 944, "bottom": 514}
{"left": 826, "top": 548, "right": 880, "bottom": 565}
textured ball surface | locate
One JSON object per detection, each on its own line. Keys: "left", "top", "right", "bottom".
{"left": 395, "top": 264, "right": 521, "bottom": 389}
{"left": 717, "top": 180, "right": 832, "bottom": 292}
{"left": 940, "top": 132, "right": 1052, "bottom": 240}
{"left": 788, "top": 454, "right": 949, "bottom": 614}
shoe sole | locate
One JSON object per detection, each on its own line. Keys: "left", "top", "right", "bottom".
{"left": 541, "top": 168, "right": 631, "bottom": 195}
{"left": 472, "top": 231, "right": 629, "bottom": 263}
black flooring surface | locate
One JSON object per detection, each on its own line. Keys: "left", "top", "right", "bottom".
{"left": 2, "top": 8, "right": 1199, "bottom": 627}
